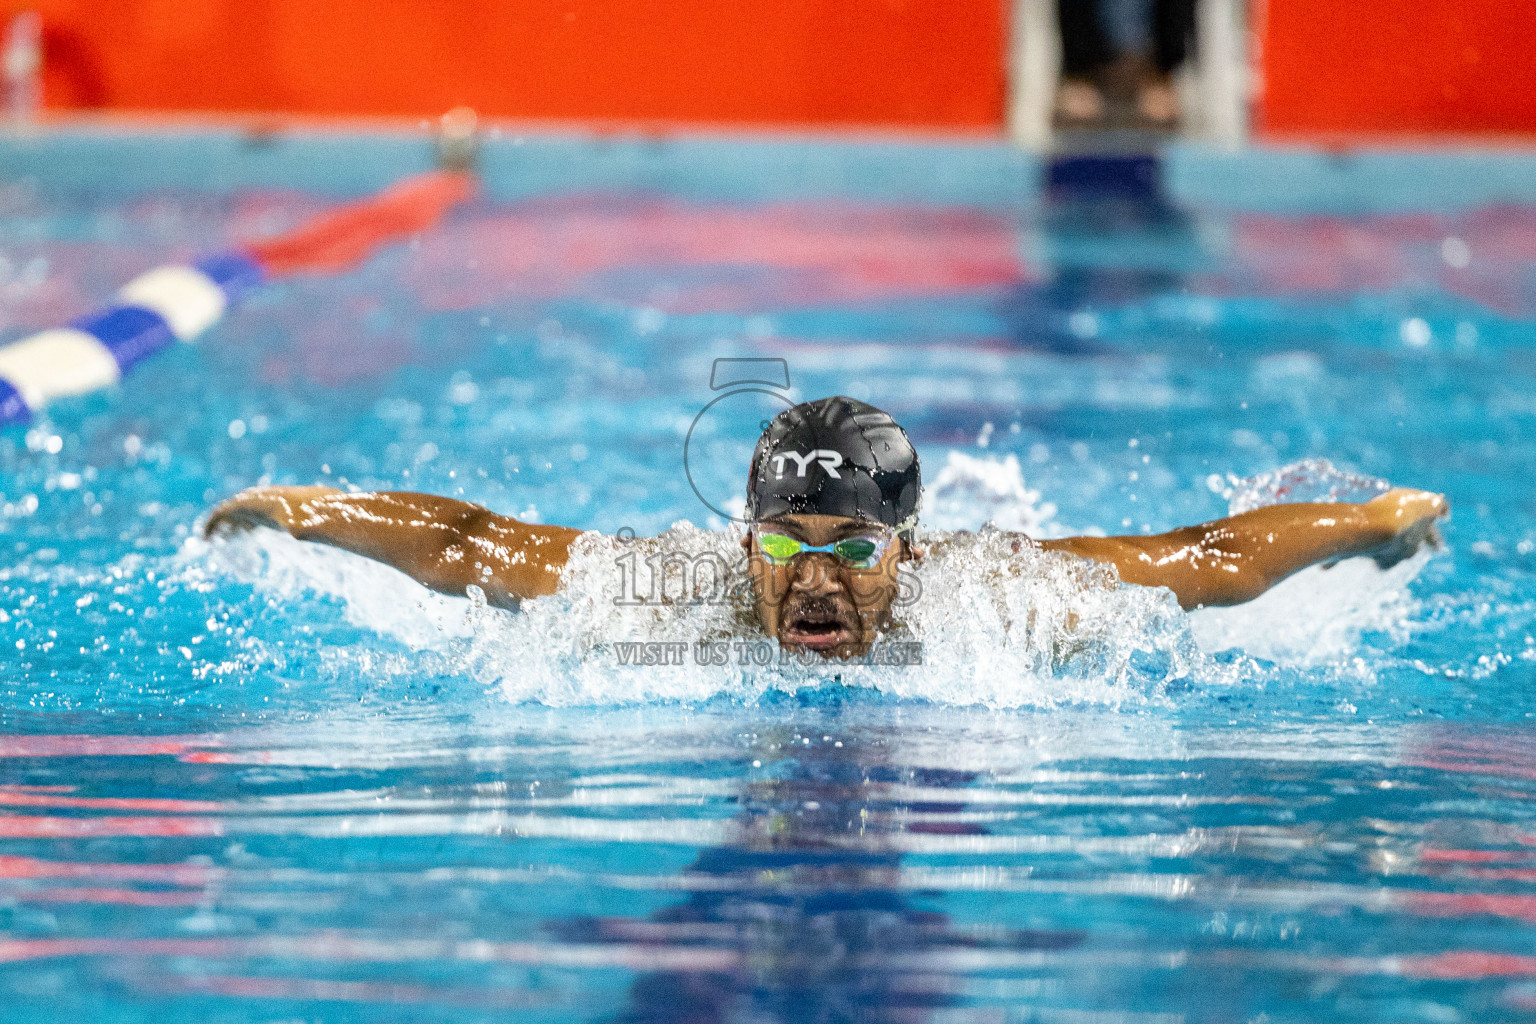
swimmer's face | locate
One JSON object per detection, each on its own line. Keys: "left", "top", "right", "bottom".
{"left": 744, "top": 513, "right": 914, "bottom": 659}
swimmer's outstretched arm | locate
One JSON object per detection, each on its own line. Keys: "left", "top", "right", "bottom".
{"left": 204, "top": 486, "right": 582, "bottom": 608}
{"left": 1038, "top": 488, "right": 1447, "bottom": 610}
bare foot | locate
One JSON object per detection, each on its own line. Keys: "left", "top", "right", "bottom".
{"left": 1136, "top": 78, "right": 1179, "bottom": 126}
{"left": 1055, "top": 78, "right": 1105, "bottom": 125}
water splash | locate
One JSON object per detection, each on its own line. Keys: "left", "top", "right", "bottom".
{"left": 1191, "top": 459, "right": 1427, "bottom": 664}
{"left": 205, "top": 520, "right": 1199, "bottom": 710}
{"left": 1188, "top": 549, "right": 1430, "bottom": 665}
{"left": 196, "top": 531, "right": 474, "bottom": 651}
{"left": 1219, "top": 457, "right": 1391, "bottom": 515}
{"left": 924, "top": 450, "right": 1059, "bottom": 535}
{"left": 197, "top": 458, "right": 1438, "bottom": 705}
{"left": 462, "top": 520, "right": 1202, "bottom": 708}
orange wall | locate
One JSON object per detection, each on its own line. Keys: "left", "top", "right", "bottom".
{"left": 1260, "top": 0, "right": 1536, "bottom": 137}
{"left": 19, "top": 0, "right": 1006, "bottom": 130}
{"left": 18, "top": 1, "right": 1536, "bottom": 139}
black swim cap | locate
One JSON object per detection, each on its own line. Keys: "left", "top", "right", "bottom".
{"left": 746, "top": 396, "right": 921, "bottom": 536}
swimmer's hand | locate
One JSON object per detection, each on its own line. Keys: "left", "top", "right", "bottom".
{"left": 1359, "top": 487, "right": 1447, "bottom": 569}
{"left": 204, "top": 485, "right": 343, "bottom": 538}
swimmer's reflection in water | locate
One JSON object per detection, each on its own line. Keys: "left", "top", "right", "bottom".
{"left": 999, "top": 155, "right": 1197, "bottom": 356}
{"left": 205, "top": 396, "right": 1447, "bottom": 661}
{"left": 557, "top": 730, "right": 1081, "bottom": 1024}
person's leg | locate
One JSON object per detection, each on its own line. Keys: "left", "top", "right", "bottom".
{"left": 1135, "top": 0, "right": 1195, "bottom": 124}
{"left": 1152, "top": 0, "right": 1196, "bottom": 74}
{"left": 1100, "top": 0, "right": 1153, "bottom": 60}
{"left": 1057, "top": 0, "right": 1112, "bottom": 78}
{"left": 1056, "top": 0, "right": 1111, "bottom": 122}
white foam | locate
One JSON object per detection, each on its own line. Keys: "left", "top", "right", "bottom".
{"left": 1190, "top": 458, "right": 1428, "bottom": 664}
{"left": 200, "top": 529, "right": 474, "bottom": 651}
{"left": 1188, "top": 549, "right": 1430, "bottom": 665}
{"left": 203, "top": 521, "right": 1199, "bottom": 710}
{"left": 1222, "top": 457, "right": 1390, "bottom": 515}
{"left": 924, "top": 450, "right": 1059, "bottom": 535}
{"left": 197, "top": 458, "right": 1439, "bottom": 706}
{"left": 467, "top": 522, "right": 1202, "bottom": 708}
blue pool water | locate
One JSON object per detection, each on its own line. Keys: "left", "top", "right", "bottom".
{"left": 1, "top": 128, "right": 1535, "bottom": 1022}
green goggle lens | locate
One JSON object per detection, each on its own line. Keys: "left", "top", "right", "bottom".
{"left": 753, "top": 531, "right": 887, "bottom": 569}
{"left": 756, "top": 532, "right": 803, "bottom": 561}
{"left": 832, "top": 537, "right": 879, "bottom": 564}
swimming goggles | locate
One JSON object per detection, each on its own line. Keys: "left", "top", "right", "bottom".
{"left": 750, "top": 525, "right": 894, "bottom": 570}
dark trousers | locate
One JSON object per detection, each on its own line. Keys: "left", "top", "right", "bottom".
{"left": 1057, "top": 0, "right": 1197, "bottom": 78}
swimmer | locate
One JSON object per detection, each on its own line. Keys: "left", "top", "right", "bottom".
{"left": 205, "top": 396, "right": 1447, "bottom": 659}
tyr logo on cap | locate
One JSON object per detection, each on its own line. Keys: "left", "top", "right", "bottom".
{"left": 746, "top": 396, "right": 921, "bottom": 535}
{"left": 771, "top": 449, "right": 844, "bottom": 480}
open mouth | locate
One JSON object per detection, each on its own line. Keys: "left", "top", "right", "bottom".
{"left": 780, "top": 601, "right": 860, "bottom": 653}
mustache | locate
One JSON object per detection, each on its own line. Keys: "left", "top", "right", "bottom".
{"left": 782, "top": 594, "right": 858, "bottom": 624}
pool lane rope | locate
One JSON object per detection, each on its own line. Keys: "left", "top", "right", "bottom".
{"left": 0, "top": 168, "right": 476, "bottom": 427}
